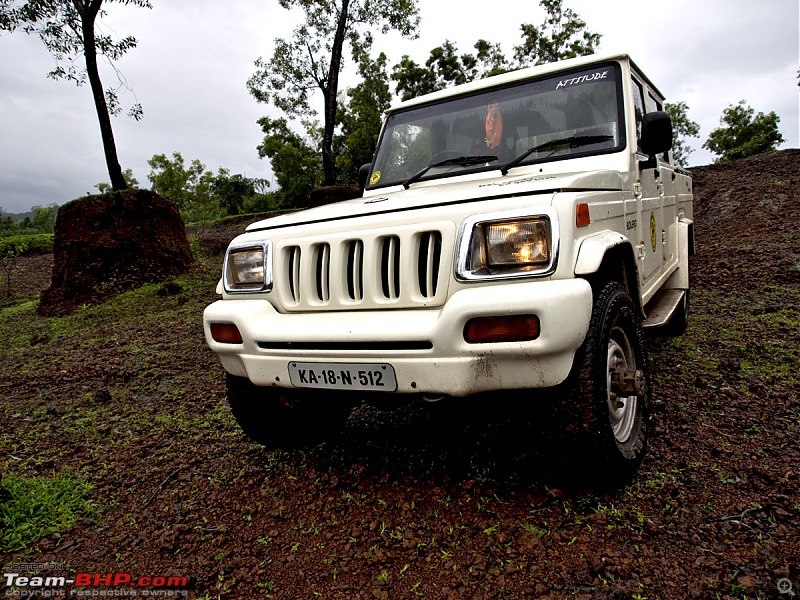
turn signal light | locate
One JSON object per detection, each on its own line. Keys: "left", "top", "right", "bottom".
{"left": 210, "top": 323, "right": 243, "bottom": 344}
{"left": 464, "top": 315, "right": 540, "bottom": 344}
{"left": 576, "top": 203, "right": 590, "bottom": 227}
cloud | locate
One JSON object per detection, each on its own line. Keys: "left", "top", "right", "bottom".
{"left": 1, "top": 0, "right": 797, "bottom": 211}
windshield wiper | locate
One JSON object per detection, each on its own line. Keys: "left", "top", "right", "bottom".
{"left": 402, "top": 155, "right": 499, "bottom": 189}
{"left": 500, "top": 134, "right": 614, "bottom": 175}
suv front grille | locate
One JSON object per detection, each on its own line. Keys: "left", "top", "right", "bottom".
{"left": 277, "top": 227, "right": 449, "bottom": 311}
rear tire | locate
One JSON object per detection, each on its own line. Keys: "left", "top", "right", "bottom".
{"left": 556, "top": 281, "right": 651, "bottom": 485}
{"left": 226, "top": 374, "right": 353, "bottom": 449}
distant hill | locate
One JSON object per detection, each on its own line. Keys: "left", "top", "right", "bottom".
{"left": 3, "top": 211, "right": 35, "bottom": 223}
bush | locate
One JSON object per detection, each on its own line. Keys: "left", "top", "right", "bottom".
{"left": 0, "top": 233, "right": 54, "bottom": 257}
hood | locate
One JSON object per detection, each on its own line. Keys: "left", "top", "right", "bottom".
{"left": 246, "top": 169, "right": 623, "bottom": 232}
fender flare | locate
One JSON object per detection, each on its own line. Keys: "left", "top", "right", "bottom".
{"left": 574, "top": 231, "right": 631, "bottom": 276}
{"left": 574, "top": 231, "right": 643, "bottom": 317}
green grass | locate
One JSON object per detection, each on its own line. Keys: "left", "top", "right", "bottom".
{"left": 0, "top": 254, "right": 229, "bottom": 555}
{"left": 0, "top": 255, "right": 219, "bottom": 366}
{"left": 0, "top": 471, "right": 96, "bottom": 552}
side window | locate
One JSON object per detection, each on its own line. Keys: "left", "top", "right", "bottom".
{"left": 631, "top": 78, "right": 646, "bottom": 153}
{"left": 648, "top": 94, "right": 662, "bottom": 112}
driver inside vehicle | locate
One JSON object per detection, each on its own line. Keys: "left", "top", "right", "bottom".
{"left": 471, "top": 101, "right": 514, "bottom": 162}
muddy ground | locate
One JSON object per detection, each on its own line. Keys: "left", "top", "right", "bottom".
{"left": 1, "top": 150, "right": 799, "bottom": 599}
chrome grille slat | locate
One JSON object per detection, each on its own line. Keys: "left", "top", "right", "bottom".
{"left": 314, "top": 243, "right": 330, "bottom": 303}
{"left": 288, "top": 246, "right": 301, "bottom": 303}
{"left": 418, "top": 231, "right": 442, "bottom": 299}
{"left": 381, "top": 235, "right": 401, "bottom": 300}
{"left": 346, "top": 240, "right": 364, "bottom": 301}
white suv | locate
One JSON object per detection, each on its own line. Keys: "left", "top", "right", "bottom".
{"left": 204, "top": 53, "right": 694, "bottom": 482}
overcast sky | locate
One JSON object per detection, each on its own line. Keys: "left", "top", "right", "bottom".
{"left": 0, "top": 0, "right": 797, "bottom": 213}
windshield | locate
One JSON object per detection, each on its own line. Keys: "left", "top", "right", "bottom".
{"left": 367, "top": 63, "right": 624, "bottom": 190}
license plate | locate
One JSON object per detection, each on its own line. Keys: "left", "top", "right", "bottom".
{"left": 288, "top": 362, "right": 397, "bottom": 391}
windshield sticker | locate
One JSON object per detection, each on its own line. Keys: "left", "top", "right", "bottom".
{"left": 369, "top": 171, "right": 382, "bottom": 185}
{"left": 555, "top": 70, "right": 610, "bottom": 90}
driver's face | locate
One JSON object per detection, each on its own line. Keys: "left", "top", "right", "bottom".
{"left": 485, "top": 102, "right": 502, "bottom": 148}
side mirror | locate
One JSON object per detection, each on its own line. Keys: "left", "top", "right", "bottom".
{"left": 640, "top": 111, "right": 673, "bottom": 157}
{"left": 358, "top": 163, "right": 372, "bottom": 192}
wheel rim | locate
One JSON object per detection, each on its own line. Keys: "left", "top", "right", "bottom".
{"left": 607, "top": 325, "right": 638, "bottom": 443}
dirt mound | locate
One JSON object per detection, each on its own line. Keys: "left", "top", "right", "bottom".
{"left": 38, "top": 190, "right": 194, "bottom": 315}
{"left": 308, "top": 183, "right": 361, "bottom": 208}
{"left": 690, "top": 149, "right": 800, "bottom": 289}
{"left": 187, "top": 209, "right": 297, "bottom": 257}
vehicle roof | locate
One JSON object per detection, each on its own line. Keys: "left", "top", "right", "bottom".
{"left": 387, "top": 52, "right": 666, "bottom": 113}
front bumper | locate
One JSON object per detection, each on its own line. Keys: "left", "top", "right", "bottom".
{"left": 203, "top": 278, "right": 592, "bottom": 397}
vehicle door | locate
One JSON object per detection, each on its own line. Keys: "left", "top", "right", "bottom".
{"left": 631, "top": 76, "right": 664, "bottom": 297}
{"left": 648, "top": 91, "right": 678, "bottom": 274}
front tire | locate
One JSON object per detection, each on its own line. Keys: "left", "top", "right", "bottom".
{"left": 557, "top": 282, "right": 651, "bottom": 484}
{"left": 226, "top": 374, "right": 353, "bottom": 449}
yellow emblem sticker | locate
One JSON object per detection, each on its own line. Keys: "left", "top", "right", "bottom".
{"left": 369, "top": 171, "right": 381, "bottom": 185}
{"left": 649, "top": 212, "right": 657, "bottom": 252}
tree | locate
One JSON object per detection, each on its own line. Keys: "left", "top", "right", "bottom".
{"left": 334, "top": 50, "right": 391, "bottom": 183}
{"left": 254, "top": 51, "right": 391, "bottom": 200}
{"left": 392, "top": 0, "right": 600, "bottom": 100}
{"left": 255, "top": 117, "right": 323, "bottom": 208}
{"left": 390, "top": 54, "right": 437, "bottom": 102}
{"left": 664, "top": 101, "right": 700, "bottom": 167}
{"left": 31, "top": 203, "right": 60, "bottom": 232}
{"left": 1, "top": 0, "right": 151, "bottom": 190}
{"left": 247, "top": 0, "right": 420, "bottom": 186}
{"left": 148, "top": 153, "right": 271, "bottom": 219}
{"left": 147, "top": 152, "right": 223, "bottom": 222}
{"left": 213, "top": 173, "right": 270, "bottom": 216}
{"left": 512, "top": 0, "right": 600, "bottom": 66}
{"left": 95, "top": 168, "right": 139, "bottom": 193}
{"left": 703, "top": 100, "right": 785, "bottom": 162}
{"left": 392, "top": 40, "right": 506, "bottom": 101}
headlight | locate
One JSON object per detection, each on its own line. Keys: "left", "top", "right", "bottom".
{"left": 485, "top": 220, "right": 550, "bottom": 266}
{"left": 456, "top": 209, "right": 558, "bottom": 280}
{"left": 223, "top": 241, "right": 272, "bottom": 293}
